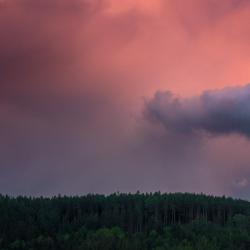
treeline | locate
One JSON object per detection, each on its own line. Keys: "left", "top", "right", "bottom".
{"left": 0, "top": 192, "right": 250, "bottom": 249}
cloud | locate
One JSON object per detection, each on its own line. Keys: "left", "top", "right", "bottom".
{"left": 234, "top": 178, "right": 248, "bottom": 188}
{"left": 145, "top": 84, "right": 250, "bottom": 137}
{"left": 1, "top": 0, "right": 250, "bottom": 198}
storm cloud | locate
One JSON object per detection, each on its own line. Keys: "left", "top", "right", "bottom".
{"left": 146, "top": 84, "right": 250, "bottom": 137}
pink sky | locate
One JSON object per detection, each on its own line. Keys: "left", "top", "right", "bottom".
{"left": 0, "top": 0, "right": 250, "bottom": 197}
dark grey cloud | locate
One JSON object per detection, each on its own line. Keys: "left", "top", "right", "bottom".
{"left": 145, "top": 84, "right": 250, "bottom": 137}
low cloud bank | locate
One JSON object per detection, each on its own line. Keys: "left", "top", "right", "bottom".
{"left": 146, "top": 84, "right": 250, "bottom": 137}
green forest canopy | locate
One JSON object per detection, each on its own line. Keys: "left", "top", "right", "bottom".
{"left": 1, "top": 192, "right": 250, "bottom": 250}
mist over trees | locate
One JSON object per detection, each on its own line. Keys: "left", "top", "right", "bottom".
{"left": 1, "top": 192, "right": 250, "bottom": 250}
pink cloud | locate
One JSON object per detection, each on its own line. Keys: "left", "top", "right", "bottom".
{"left": 0, "top": 0, "right": 250, "bottom": 197}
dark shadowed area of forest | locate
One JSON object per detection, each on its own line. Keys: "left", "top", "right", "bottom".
{"left": 1, "top": 192, "right": 250, "bottom": 250}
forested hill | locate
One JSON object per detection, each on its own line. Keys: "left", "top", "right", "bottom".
{"left": 1, "top": 192, "right": 250, "bottom": 250}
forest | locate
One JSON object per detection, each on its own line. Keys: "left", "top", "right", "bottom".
{"left": 0, "top": 192, "right": 250, "bottom": 250}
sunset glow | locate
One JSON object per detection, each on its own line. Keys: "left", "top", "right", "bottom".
{"left": 1, "top": 0, "right": 250, "bottom": 198}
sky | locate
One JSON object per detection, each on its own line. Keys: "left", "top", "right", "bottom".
{"left": 1, "top": 0, "right": 250, "bottom": 198}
